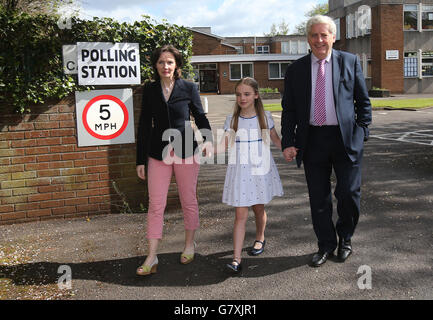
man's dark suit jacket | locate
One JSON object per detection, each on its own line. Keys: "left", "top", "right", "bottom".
{"left": 136, "top": 79, "right": 212, "bottom": 165}
{"left": 281, "top": 49, "right": 372, "bottom": 167}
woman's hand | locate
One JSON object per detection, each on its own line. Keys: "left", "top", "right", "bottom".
{"left": 136, "top": 165, "right": 146, "bottom": 180}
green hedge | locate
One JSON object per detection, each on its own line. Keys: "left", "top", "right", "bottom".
{"left": 0, "top": 10, "right": 193, "bottom": 113}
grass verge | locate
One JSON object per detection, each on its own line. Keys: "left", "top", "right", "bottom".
{"left": 264, "top": 98, "right": 433, "bottom": 112}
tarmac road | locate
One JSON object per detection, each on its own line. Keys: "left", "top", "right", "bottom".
{"left": 0, "top": 94, "right": 432, "bottom": 301}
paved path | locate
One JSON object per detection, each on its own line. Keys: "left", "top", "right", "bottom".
{"left": 0, "top": 95, "right": 432, "bottom": 301}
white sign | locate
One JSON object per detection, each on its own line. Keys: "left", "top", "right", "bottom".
{"left": 62, "top": 45, "right": 78, "bottom": 74}
{"left": 386, "top": 50, "right": 399, "bottom": 60}
{"left": 75, "top": 89, "right": 135, "bottom": 147}
{"left": 77, "top": 42, "right": 141, "bottom": 85}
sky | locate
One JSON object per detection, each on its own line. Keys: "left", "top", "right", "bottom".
{"left": 73, "top": 0, "right": 328, "bottom": 37}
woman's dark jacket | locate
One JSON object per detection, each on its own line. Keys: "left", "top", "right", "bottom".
{"left": 136, "top": 79, "right": 212, "bottom": 165}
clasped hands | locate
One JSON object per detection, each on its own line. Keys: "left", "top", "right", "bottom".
{"left": 283, "top": 146, "right": 298, "bottom": 162}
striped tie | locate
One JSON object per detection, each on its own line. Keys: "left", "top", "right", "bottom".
{"left": 314, "top": 59, "right": 326, "bottom": 126}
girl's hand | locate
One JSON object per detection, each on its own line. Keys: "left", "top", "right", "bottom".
{"left": 136, "top": 165, "right": 146, "bottom": 180}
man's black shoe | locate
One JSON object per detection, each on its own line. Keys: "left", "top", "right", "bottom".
{"left": 310, "top": 251, "right": 334, "bottom": 267}
{"left": 337, "top": 238, "right": 352, "bottom": 262}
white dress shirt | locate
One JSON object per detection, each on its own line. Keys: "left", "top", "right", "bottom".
{"left": 310, "top": 53, "right": 339, "bottom": 126}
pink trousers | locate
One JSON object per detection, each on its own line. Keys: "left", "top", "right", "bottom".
{"left": 146, "top": 155, "right": 200, "bottom": 239}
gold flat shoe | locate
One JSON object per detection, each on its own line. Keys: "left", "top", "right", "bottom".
{"left": 180, "top": 252, "right": 194, "bottom": 264}
{"left": 180, "top": 242, "right": 196, "bottom": 264}
{"left": 136, "top": 257, "right": 158, "bottom": 276}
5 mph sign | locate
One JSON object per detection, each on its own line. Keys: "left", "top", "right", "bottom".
{"left": 75, "top": 89, "right": 135, "bottom": 147}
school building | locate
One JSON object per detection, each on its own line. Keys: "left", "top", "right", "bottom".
{"left": 189, "top": 27, "right": 309, "bottom": 94}
{"left": 328, "top": 0, "right": 433, "bottom": 93}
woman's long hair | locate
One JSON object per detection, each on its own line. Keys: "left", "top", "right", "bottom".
{"left": 230, "top": 77, "right": 269, "bottom": 145}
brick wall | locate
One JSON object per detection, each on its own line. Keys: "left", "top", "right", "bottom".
{"left": 192, "top": 31, "right": 237, "bottom": 55}
{"left": 371, "top": 4, "right": 404, "bottom": 93}
{"left": 271, "top": 41, "right": 281, "bottom": 54}
{"left": 254, "top": 62, "right": 285, "bottom": 93}
{"left": 0, "top": 88, "right": 180, "bottom": 225}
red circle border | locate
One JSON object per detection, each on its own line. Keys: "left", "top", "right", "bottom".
{"left": 82, "top": 95, "right": 129, "bottom": 140}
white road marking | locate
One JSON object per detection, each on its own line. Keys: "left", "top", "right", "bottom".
{"left": 371, "top": 130, "right": 433, "bottom": 146}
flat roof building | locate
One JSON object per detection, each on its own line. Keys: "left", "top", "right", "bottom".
{"left": 189, "top": 27, "right": 308, "bottom": 94}
{"left": 328, "top": 0, "right": 433, "bottom": 93}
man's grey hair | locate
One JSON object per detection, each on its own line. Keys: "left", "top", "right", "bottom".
{"left": 306, "top": 15, "right": 337, "bottom": 36}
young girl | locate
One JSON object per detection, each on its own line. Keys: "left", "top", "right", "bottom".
{"left": 215, "top": 77, "right": 284, "bottom": 272}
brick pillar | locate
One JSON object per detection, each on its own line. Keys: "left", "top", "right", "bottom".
{"left": 371, "top": 4, "right": 404, "bottom": 93}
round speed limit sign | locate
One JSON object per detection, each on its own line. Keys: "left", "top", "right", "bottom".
{"left": 82, "top": 94, "right": 129, "bottom": 140}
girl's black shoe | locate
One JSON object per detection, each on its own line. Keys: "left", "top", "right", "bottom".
{"left": 248, "top": 239, "right": 266, "bottom": 256}
{"left": 226, "top": 260, "right": 242, "bottom": 272}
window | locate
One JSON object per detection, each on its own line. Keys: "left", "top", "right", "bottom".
{"left": 192, "top": 68, "right": 199, "bottom": 83}
{"left": 422, "top": 5, "right": 433, "bottom": 30}
{"left": 197, "top": 64, "right": 217, "bottom": 70}
{"left": 404, "top": 52, "right": 418, "bottom": 77}
{"left": 404, "top": 4, "right": 418, "bottom": 30}
{"left": 269, "top": 62, "right": 290, "bottom": 79}
{"left": 422, "top": 51, "right": 433, "bottom": 76}
{"left": 367, "top": 59, "right": 372, "bottom": 78}
{"left": 346, "top": 7, "right": 371, "bottom": 38}
{"left": 298, "top": 41, "right": 308, "bottom": 54}
{"left": 353, "top": 11, "right": 357, "bottom": 37}
{"left": 360, "top": 54, "right": 371, "bottom": 78}
{"left": 358, "top": 6, "right": 371, "bottom": 35}
{"left": 289, "top": 41, "right": 298, "bottom": 54}
{"left": 281, "top": 42, "right": 289, "bottom": 54}
{"left": 281, "top": 41, "right": 308, "bottom": 55}
{"left": 346, "top": 14, "right": 354, "bottom": 38}
{"left": 334, "top": 18, "right": 340, "bottom": 40}
{"left": 256, "top": 46, "right": 269, "bottom": 54}
{"left": 230, "top": 63, "right": 253, "bottom": 80}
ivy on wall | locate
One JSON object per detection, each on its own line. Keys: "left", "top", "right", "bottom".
{"left": 0, "top": 10, "right": 193, "bottom": 113}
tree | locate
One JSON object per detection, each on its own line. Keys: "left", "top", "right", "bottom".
{"left": 293, "top": 3, "right": 329, "bottom": 35}
{"left": 0, "top": 0, "right": 76, "bottom": 15}
{"left": 0, "top": 12, "right": 193, "bottom": 113}
{"left": 264, "top": 19, "right": 290, "bottom": 36}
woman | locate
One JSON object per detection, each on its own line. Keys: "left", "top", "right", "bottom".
{"left": 136, "top": 45, "right": 213, "bottom": 275}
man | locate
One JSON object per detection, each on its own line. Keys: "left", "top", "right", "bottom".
{"left": 281, "top": 15, "right": 372, "bottom": 267}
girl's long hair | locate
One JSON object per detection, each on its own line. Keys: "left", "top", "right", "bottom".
{"left": 230, "top": 77, "right": 269, "bottom": 145}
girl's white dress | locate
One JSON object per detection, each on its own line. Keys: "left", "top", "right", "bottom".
{"left": 222, "top": 111, "right": 284, "bottom": 207}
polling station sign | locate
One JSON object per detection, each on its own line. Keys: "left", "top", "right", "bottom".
{"left": 77, "top": 42, "right": 141, "bottom": 85}
{"left": 62, "top": 45, "right": 78, "bottom": 74}
{"left": 75, "top": 89, "right": 135, "bottom": 147}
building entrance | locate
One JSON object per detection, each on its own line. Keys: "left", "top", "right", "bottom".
{"left": 199, "top": 70, "right": 218, "bottom": 92}
{"left": 193, "top": 64, "right": 218, "bottom": 93}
